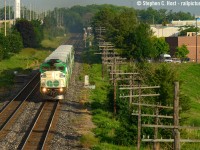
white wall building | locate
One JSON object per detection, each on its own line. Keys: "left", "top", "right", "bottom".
{"left": 171, "top": 20, "right": 200, "bottom": 26}
{"left": 151, "top": 26, "right": 180, "bottom": 37}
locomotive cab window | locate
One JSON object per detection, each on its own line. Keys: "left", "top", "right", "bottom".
{"left": 42, "top": 66, "right": 49, "bottom": 71}
{"left": 57, "top": 66, "right": 65, "bottom": 72}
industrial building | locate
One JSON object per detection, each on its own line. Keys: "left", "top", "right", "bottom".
{"left": 165, "top": 35, "right": 200, "bottom": 62}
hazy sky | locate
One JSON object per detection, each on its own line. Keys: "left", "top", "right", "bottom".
{"left": 2, "top": 0, "right": 200, "bottom": 15}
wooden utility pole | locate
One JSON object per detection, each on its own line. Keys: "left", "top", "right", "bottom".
{"left": 154, "top": 105, "right": 159, "bottom": 150}
{"left": 137, "top": 80, "right": 142, "bottom": 150}
{"left": 174, "top": 82, "right": 180, "bottom": 150}
{"left": 4, "top": 0, "right": 7, "bottom": 36}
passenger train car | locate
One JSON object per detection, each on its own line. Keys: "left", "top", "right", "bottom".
{"left": 39, "top": 45, "right": 74, "bottom": 99}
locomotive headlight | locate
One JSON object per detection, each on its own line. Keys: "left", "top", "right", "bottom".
{"left": 59, "top": 88, "right": 63, "bottom": 92}
{"left": 41, "top": 73, "right": 46, "bottom": 78}
{"left": 42, "top": 88, "right": 47, "bottom": 93}
{"left": 60, "top": 73, "right": 65, "bottom": 78}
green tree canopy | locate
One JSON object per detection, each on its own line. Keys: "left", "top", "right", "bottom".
{"left": 179, "top": 26, "right": 199, "bottom": 36}
{"left": 14, "top": 19, "right": 38, "bottom": 48}
{"left": 6, "top": 32, "right": 23, "bottom": 53}
{"left": 175, "top": 44, "right": 189, "bottom": 59}
{"left": 152, "top": 37, "right": 170, "bottom": 58}
{"left": 122, "top": 23, "right": 155, "bottom": 61}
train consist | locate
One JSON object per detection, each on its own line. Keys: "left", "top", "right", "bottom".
{"left": 39, "top": 45, "right": 74, "bottom": 99}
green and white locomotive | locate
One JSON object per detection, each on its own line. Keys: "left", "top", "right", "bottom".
{"left": 39, "top": 45, "right": 74, "bottom": 99}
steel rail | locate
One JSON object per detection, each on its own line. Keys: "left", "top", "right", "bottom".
{"left": 0, "top": 73, "right": 40, "bottom": 132}
{"left": 21, "top": 100, "right": 59, "bottom": 150}
{"left": 0, "top": 72, "right": 39, "bottom": 113}
{"left": 41, "top": 101, "right": 60, "bottom": 149}
{"left": 0, "top": 82, "right": 39, "bottom": 132}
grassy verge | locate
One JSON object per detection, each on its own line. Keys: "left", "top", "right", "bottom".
{"left": 0, "top": 48, "right": 51, "bottom": 87}
{"left": 177, "top": 63, "right": 200, "bottom": 126}
{"left": 41, "top": 34, "right": 70, "bottom": 49}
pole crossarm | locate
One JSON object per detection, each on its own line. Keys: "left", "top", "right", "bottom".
{"left": 110, "top": 78, "right": 135, "bottom": 81}
{"left": 99, "top": 45, "right": 114, "bottom": 48}
{"left": 104, "top": 61, "right": 126, "bottom": 65}
{"left": 132, "top": 113, "right": 174, "bottom": 119}
{"left": 119, "top": 86, "right": 160, "bottom": 90}
{"left": 131, "top": 103, "right": 173, "bottom": 109}
{"left": 94, "top": 52, "right": 119, "bottom": 55}
{"left": 120, "top": 94, "right": 160, "bottom": 98}
{"left": 103, "top": 57, "right": 125, "bottom": 60}
{"left": 98, "top": 41, "right": 111, "bottom": 45}
{"left": 142, "top": 124, "right": 200, "bottom": 130}
{"left": 99, "top": 48, "right": 116, "bottom": 51}
{"left": 142, "top": 139, "right": 200, "bottom": 143}
{"left": 110, "top": 72, "right": 139, "bottom": 75}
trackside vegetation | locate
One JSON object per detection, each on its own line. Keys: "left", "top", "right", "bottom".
{"left": 80, "top": 5, "right": 200, "bottom": 150}
{"left": 81, "top": 45, "right": 200, "bottom": 149}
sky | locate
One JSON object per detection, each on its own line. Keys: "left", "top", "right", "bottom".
{"left": 1, "top": 0, "right": 200, "bottom": 16}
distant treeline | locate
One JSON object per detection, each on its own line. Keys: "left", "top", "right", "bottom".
{"left": 0, "top": 4, "right": 194, "bottom": 61}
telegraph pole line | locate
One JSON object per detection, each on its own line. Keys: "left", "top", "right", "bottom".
{"left": 174, "top": 82, "right": 180, "bottom": 150}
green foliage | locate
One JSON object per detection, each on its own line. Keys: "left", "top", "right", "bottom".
{"left": 137, "top": 8, "right": 194, "bottom": 24}
{"left": 0, "top": 44, "right": 4, "bottom": 61}
{"left": 153, "top": 65, "right": 177, "bottom": 104}
{"left": 92, "top": 7, "right": 156, "bottom": 61}
{"left": 179, "top": 26, "right": 199, "bottom": 36}
{"left": 152, "top": 37, "right": 170, "bottom": 58}
{"left": 80, "top": 133, "right": 99, "bottom": 149}
{"left": 175, "top": 44, "right": 189, "bottom": 59}
{"left": 0, "top": 48, "right": 50, "bottom": 87}
{"left": 0, "top": 31, "right": 23, "bottom": 60}
{"left": 14, "top": 19, "right": 38, "bottom": 48}
{"left": 118, "top": 23, "right": 155, "bottom": 60}
{"left": 177, "top": 63, "right": 200, "bottom": 127}
{"left": 0, "top": 33, "right": 8, "bottom": 59}
{"left": 64, "top": 10, "right": 83, "bottom": 32}
{"left": 6, "top": 32, "right": 23, "bottom": 53}
{"left": 31, "top": 20, "right": 44, "bottom": 46}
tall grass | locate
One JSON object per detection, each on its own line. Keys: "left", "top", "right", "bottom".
{"left": 0, "top": 48, "right": 50, "bottom": 87}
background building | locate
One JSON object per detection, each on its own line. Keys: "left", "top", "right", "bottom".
{"left": 151, "top": 25, "right": 179, "bottom": 37}
{"left": 165, "top": 36, "right": 200, "bottom": 62}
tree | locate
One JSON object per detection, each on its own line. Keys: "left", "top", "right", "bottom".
{"left": 0, "top": 33, "right": 9, "bottom": 59}
{"left": 111, "top": 9, "right": 137, "bottom": 47}
{"left": 31, "top": 20, "right": 44, "bottom": 46}
{"left": 152, "top": 37, "right": 170, "bottom": 58}
{"left": 125, "top": 23, "right": 155, "bottom": 61}
{"left": 175, "top": 44, "right": 189, "bottom": 59}
{"left": 179, "top": 26, "right": 199, "bottom": 36}
{"left": 14, "top": 19, "right": 37, "bottom": 48}
{"left": 6, "top": 32, "right": 23, "bottom": 53}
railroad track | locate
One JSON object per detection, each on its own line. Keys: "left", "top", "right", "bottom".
{"left": 0, "top": 33, "right": 85, "bottom": 149}
{"left": 20, "top": 100, "right": 60, "bottom": 150}
{"left": 0, "top": 72, "right": 40, "bottom": 139}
